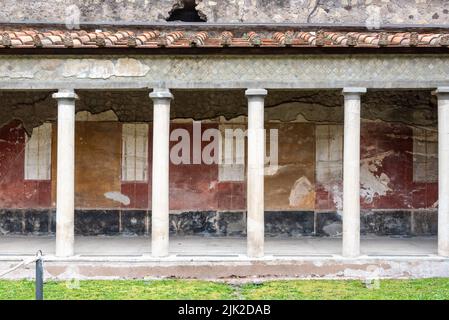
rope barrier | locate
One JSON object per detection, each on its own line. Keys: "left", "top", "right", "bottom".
{"left": 0, "top": 251, "right": 42, "bottom": 278}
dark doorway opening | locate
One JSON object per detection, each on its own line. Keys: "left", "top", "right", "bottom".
{"left": 167, "top": 0, "right": 207, "bottom": 22}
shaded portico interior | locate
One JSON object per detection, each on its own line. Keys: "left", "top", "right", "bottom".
{"left": 0, "top": 88, "right": 441, "bottom": 258}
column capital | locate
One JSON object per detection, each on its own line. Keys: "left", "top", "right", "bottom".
{"left": 433, "top": 87, "right": 449, "bottom": 98}
{"left": 52, "top": 89, "right": 78, "bottom": 100}
{"left": 245, "top": 88, "right": 268, "bottom": 98}
{"left": 150, "top": 88, "right": 173, "bottom": 100}
{"left": 342, "top": 87, "right": 367, "bottom": 96}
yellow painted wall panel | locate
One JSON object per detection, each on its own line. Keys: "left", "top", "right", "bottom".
{"left": 264, "top": 123, "right": 316, "bottom": 210}
{"left": 51, "top": 122, "right": 122, "bottom": 208}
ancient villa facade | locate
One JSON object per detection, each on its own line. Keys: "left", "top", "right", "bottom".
{"left": 2, "top": 0, "right": 449, "bottom": 279}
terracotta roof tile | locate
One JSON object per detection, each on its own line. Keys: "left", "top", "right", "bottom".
{"left": 220, "top": 31, "right": 233, "bottom": 47}
{"left": 190, "top": 31, "right": 208, "bottom": 47}
{"left": 272, "top": 31, "right": 294, "bottom": 46}
{"left": 0, "top": 27, "right": 448, "bottom": 50}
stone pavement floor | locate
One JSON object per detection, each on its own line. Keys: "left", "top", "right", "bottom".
{"left": 0, "top": 235, "right": 437, "bottom": 257}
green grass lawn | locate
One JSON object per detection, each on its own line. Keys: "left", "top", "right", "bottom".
{"left": 1, "top": 278, "right": 449, "bottom": 300}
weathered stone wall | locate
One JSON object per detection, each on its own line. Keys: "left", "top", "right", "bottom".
{"left": 0, "top": 0, "right": 448, "bottom": 25}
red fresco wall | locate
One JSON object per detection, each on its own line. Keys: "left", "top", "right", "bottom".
{"left": 121, "top": 123, "right": 222, "bottom": 211}
{"left": 0, "top": 120, "right": 438, "bottom": 212}
{"left": 315, "top": 121, "right": 438, "bottom": 211}
{"left": 120, "top": 183, "right": 149, "bottom": 209}
{"left": 315, "top": 183, "right": 342, "bottom": 211}
{"left": 216, "top": 182, "right": 246, "bottom": 211}
{"left": 360, "top": 122, "right": 437, "bottom": 210}
{"left": 167, "top": 123, "right": 220, "bottom": 211}
{"left": 360, "top": 122, "right": 414, "bottom": 209}
{"left": 0, "top": 120, "right": 51, "bottom": 208}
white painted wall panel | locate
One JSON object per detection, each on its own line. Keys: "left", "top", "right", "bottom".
{"left": 315, "top": 124, "right": 343, "bottom": 184}
{"left": 122, "top": 123, "right": 149, "bottom": 182}
{"left": 218, "top": 125, "right": 246, "bottom": 182}
{"left": 413, "top": 127, "right": 438, "bottom": 183}
{"left": 24, "top": 123, "right": 52, "bottom": 180}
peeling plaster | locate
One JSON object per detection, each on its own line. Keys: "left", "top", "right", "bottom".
{"left": 331, "top": 184, "right": 343, "bottom": 212}
{"left": 62, "top": 58, "right": 149, "bottom": 79}
{"left": 75, "top": 110, "right": 119, "bottom": 121}
{"left": 289, "top": 176, "right": 315, "bottom": 208}
{"left": 0, "top": 63, "right": 38, "bottom": 79}
{"left": 360, "top": 151, "right": 394, "bottom": 204}
{"left": 104, "top": 191, "right": 131, "bottom": 206}
{"left": 0, "top": 89, "right": 437, "bottom": 141}
{"left": 0, "top": 63, "right": 438, "bottom": 131}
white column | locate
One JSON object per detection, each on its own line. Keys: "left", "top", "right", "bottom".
{"left": 52, "top": 89, "right": 78, "bottom": 257}
{"left": 245, "top": 88, "right": 267, "bottom": 258}
{"left": 150, "top": 89, "right": 173, "bottom": 257}
{"left": 342, "top": 87, "right": 366, "bottom": 258}
{"left": 435, "top": 88, "right": 449, "bottom": 257}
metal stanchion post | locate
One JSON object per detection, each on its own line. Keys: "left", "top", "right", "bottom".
{"left": 35, "top": 250, "right": 43, "bottom": 300}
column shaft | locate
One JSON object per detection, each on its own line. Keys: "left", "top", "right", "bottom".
{"left": 436, "top": 88, "right": 449, "bottom": 257}
{"left": 246, "top": 89, "right": 267, "bottom": 258}
{"left": 342, "top": 88, "right": 366, "bottom": 258}
{"left": 53, "top": 90, "right": 78, "bottom": 257}
{"left": 150, "top": 89, "right": 173, "bottom": 257}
